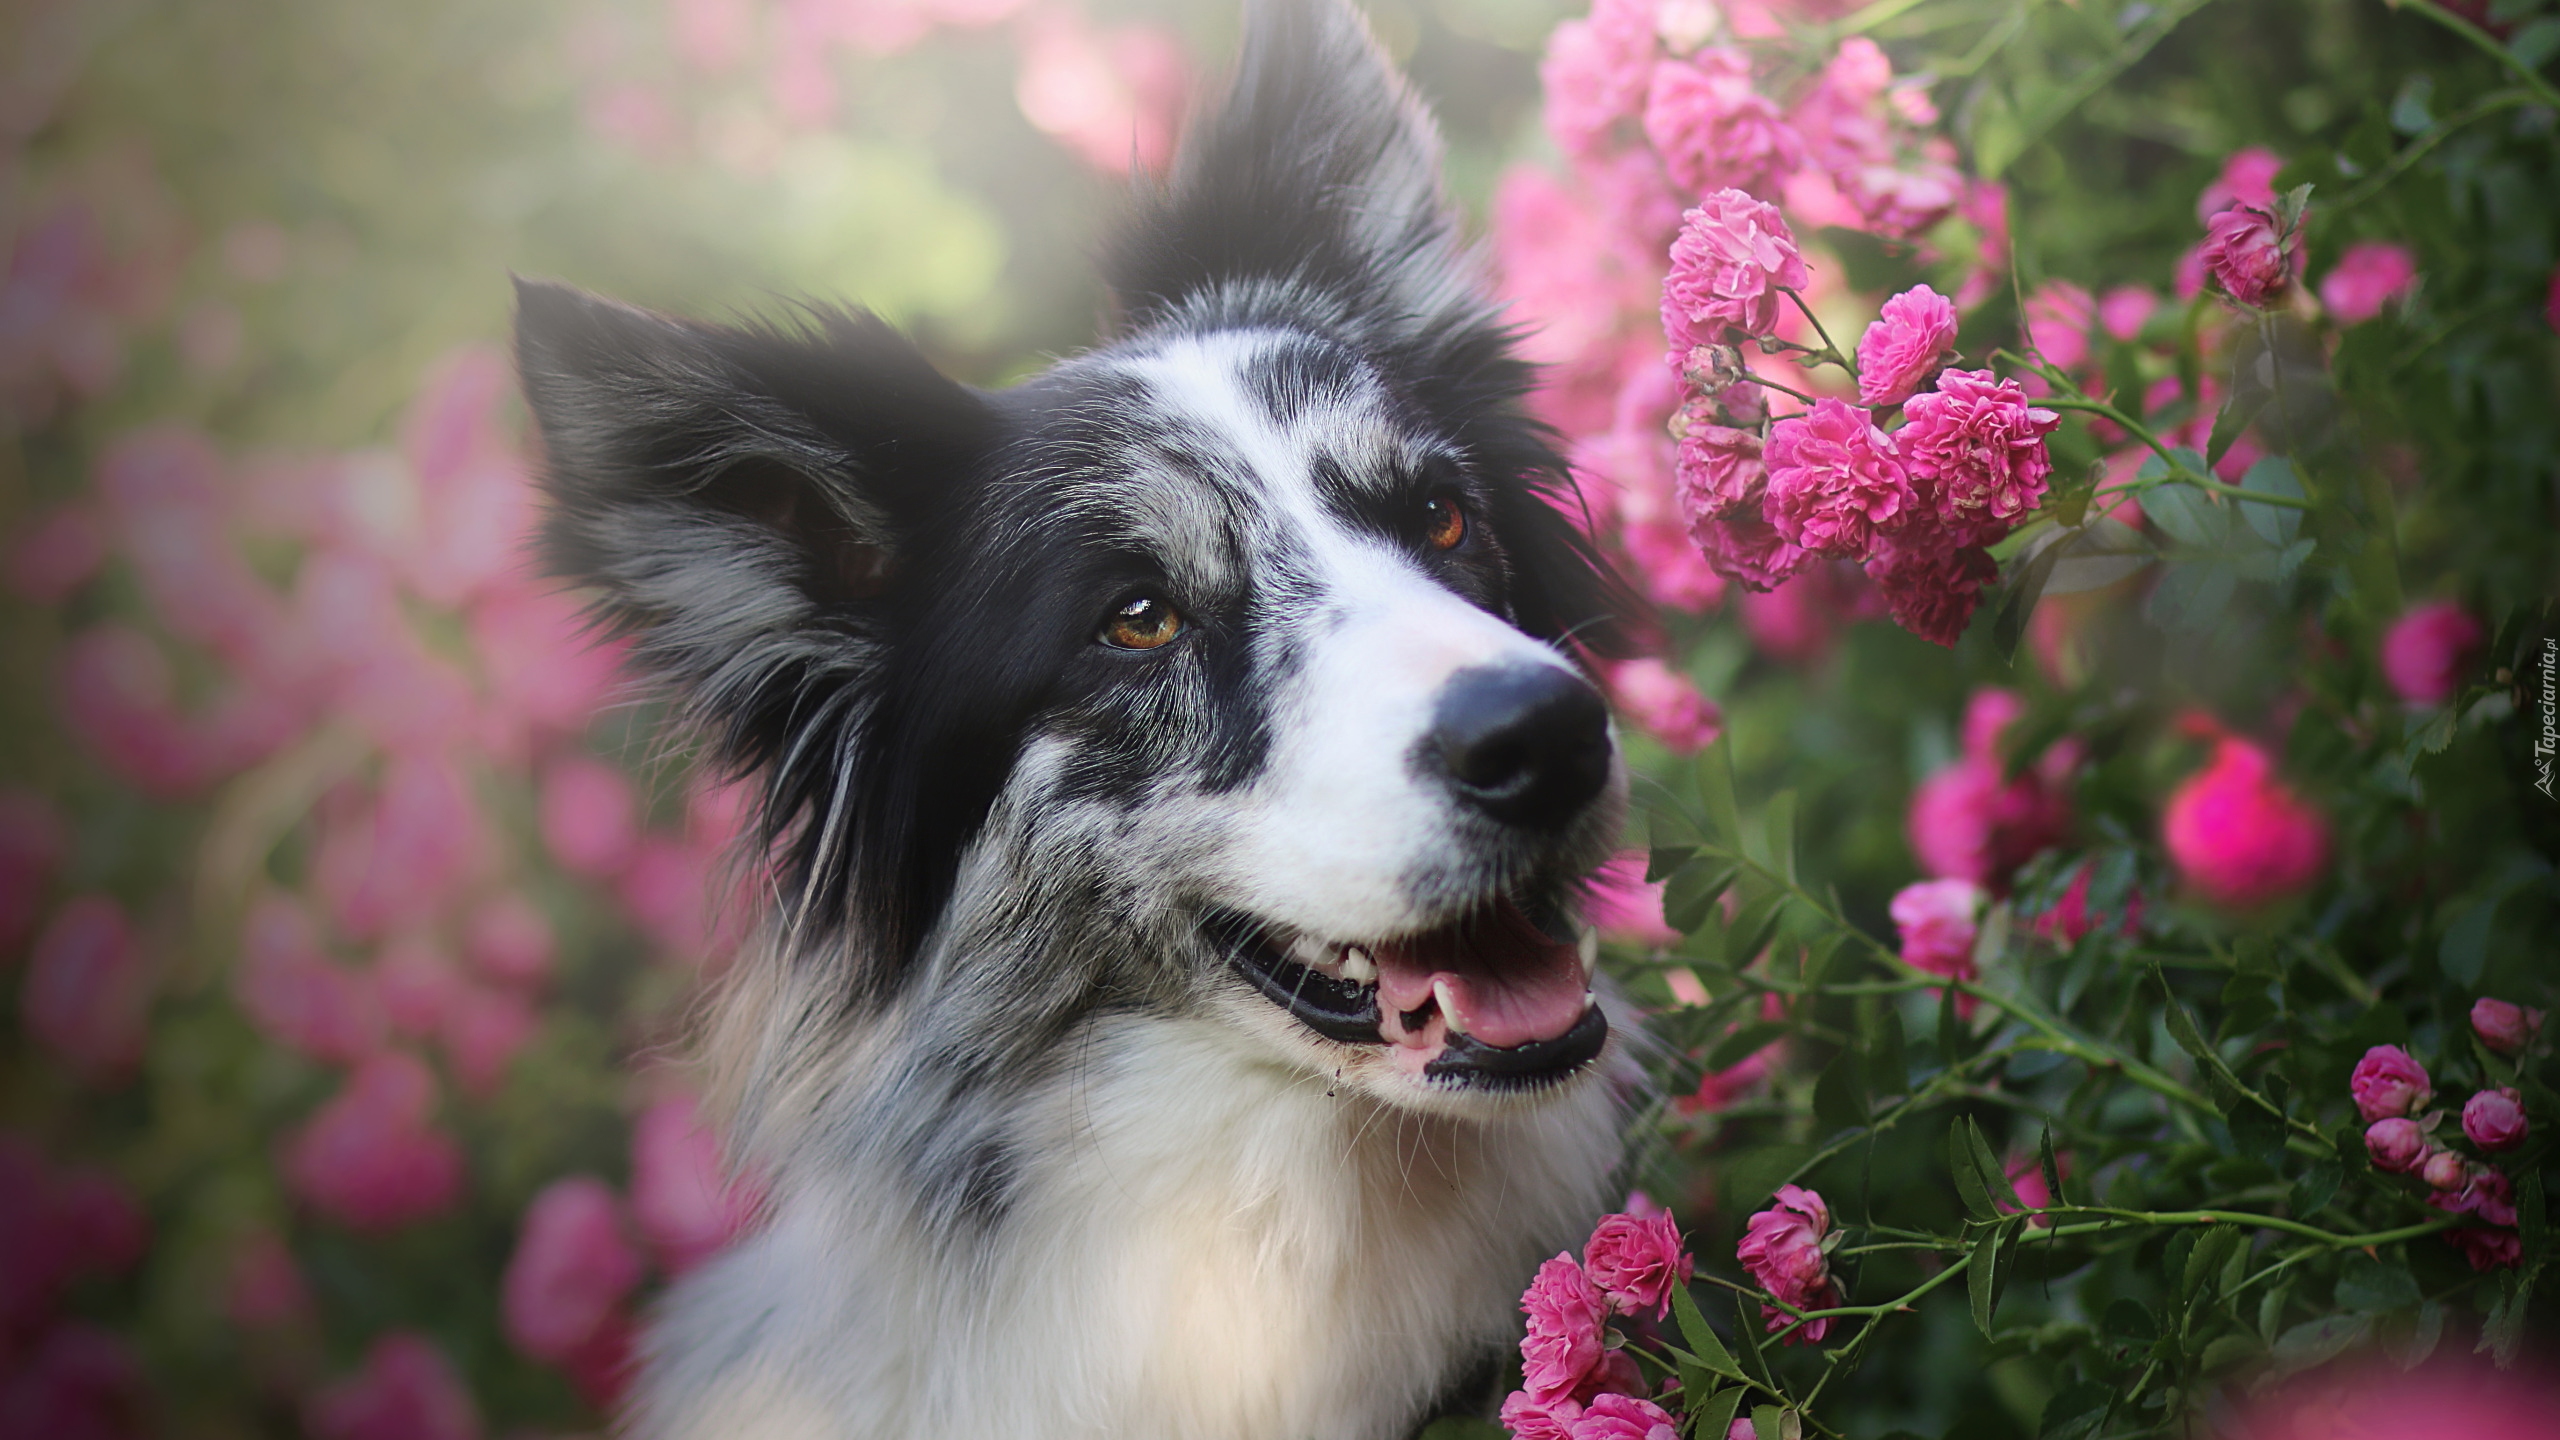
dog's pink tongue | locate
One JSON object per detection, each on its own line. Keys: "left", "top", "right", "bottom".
{"left": 1372, "top": 898, "right": 1588, "bottom": 1050}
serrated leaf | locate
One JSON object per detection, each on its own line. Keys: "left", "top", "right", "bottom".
{"left": 1950, "top": 1124, "right": 1998, "bottom": 1220}
{"left": 1689, "top": 1385, "right": 1745, "bottom": 1438}
{"left": 1727, "top": 891, "right": 1787, "bottom": 969}
{"left": 1964, "top": 1117, "right": 2024, "bottom": 1213}
{"left": 2227, "top": 1102, "right": 2288, "bottom": 1172}
{"left": 1814, "top": 1047, "right": 1869, "bottom": 1132}
{"left": 1671, "top": 1281, "right": 1746, "bottom": 1383}
{"left": 1697, "top": 740, "right": 1743, "bottom": 848}
{"left": 1664, "top": 863, "right": 1740, "bottom": 935}
{"left": 1647, "top": 845, "right": 1698, "bottom": 884}
{"left": 2288, "top": 1159, "right": 2341, "bottom": 1219}
{"left": 2162, "top": 984, "right": 2213, "bottom": 1062}
{"left": 2386, "top": 1300, "right": 2445, "bottom": 1370}
{"left": 2334, "top": 1253, "right": 2420, "bottom": 1313}
{"left": 2184, "top": 1227, "right": 2245, "bottom": 1307}
{"left": 1760, "top": 789, "right": 1798, "bottom": 884}
{"left": 1969, "top": 1220, "right": 2010, "bottom": 1336}
{"left": 2205, "top": 386, "right": 2270, "bottom": 470}
{"left": 2144, "top": 483, "right": 2228, "bottom": 549}
{"left": 2238, "top": 456, "right": 2305, "bottom": 545}
{"left": 2271, "top": 1314, "right": 2367, "bottom": 1377}
{"left": 2200, "top": 1332, "right": 2265, "bottom": 1374}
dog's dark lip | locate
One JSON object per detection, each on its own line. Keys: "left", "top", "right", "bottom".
{"left": 1205, "top": 898, "right": 1608, "bottom": 1087}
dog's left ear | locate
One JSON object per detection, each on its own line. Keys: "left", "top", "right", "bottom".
{"left": 512, "top": 275, "right": 992, "bottom": 865}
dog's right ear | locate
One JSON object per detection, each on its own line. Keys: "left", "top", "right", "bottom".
{"left": 512, "top": 275, "right": 991, "bottom": 790}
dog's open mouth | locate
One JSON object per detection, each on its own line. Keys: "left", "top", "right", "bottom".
{"left": 1211, "top": 896, "right": 1606, "bottom": 1090}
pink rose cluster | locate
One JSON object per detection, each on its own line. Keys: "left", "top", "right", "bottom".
{"left": 2351, "top": 1041, "right": 2531, "bottom": 1272}
{"left": 2378, "top": 599, "right": 2484, "bottom": 705}
{"left": 1664, "top": 209, "right": 2059, "bottom": 647}
{"left": 1736, "top": 1184, "right": 1840, "bottom": 1344}
{"left": 1906, "top": 688, "right": 2081, "bottom": 893}
{"left": 1499, "top": 1206, "right": 1695, "bottom": 1439}
{"left": 2161, "top": 733, "right": 2329, "bottom": 909}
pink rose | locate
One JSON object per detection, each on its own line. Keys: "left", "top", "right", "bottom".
{"left": 2364, "top": 1117, "right": 2427, "bottom": 1174}
{"left": 1661, "top": 190, "right": 1808, "bottom": 348}
{"left": 1763, "top": 398, "right": 1912, "bottom": 556}
{"left": 2421, "top": 1148, "right": 2471, "bottom": 1192}
{"left": 305, "top": 1332, "right": 482, "bottom": 1440}
{"left": 1620, "top": 514, "right": 1731, "bottom": 614}
{"left": 2201, "top": 205, "right": 2297, "bottom": 308}
{"left": 2446, "top": 1225, "right": 2524, "bottom": 1272}
{"left": 631, "top": 1094, "right": 765, "bottom": 1274}
{"left": 280, "top": 1051, "right": 466, "bottom": 1231}
{"left": 1890, "top": 878, "right": 1983, "bottom": 990}
{"left": 224, "top": 1232, "right": 314, "bottom": 1329}
{"left": 1897, "top": 369, "right": 2061, "bottom": 533}
{"left": 2463, "top": 1088, "right": 2528, "bottom": 1153}
{"left": 2319, "top": 241, "right": 2416, "bottom": 325}
{"left": 234, "top": 892, "right": 383, "bottom": 1064}
{"left": 23, "top": 895, "right": 151, "bottom": 1083}
{"left": 2350, "top": 1045, "right": 2433, "bottom": 1123}
{"left": 1583, "top": 1209, "right": 1694, "bottom": 1318}
{"left": 1672, "top": 421, "right": 1765, "bottom": 525}
{"left": 464, "top": 892, "right": 555, "bottom": 989}
{"left": 2197, "top": 148, "right": 2284, "bottom": 224}
{"left": 2097, "top": 285, "right": 2156, "bottom": 342}
{"left": 503, "top": 1177, "right": 645, "bottom": 1365}
{"left": 1569, "top": 1392, "right": 1680, "bottom": 1440}
{"left": 2379, "top": 600, "right": 2484, "bottom": 705}
{"left": 1518, "top": 1254, "right": 1610, "bottom": 1404}
{"left": 1736, "top": 1184, "right": 1838, "bottom": 1344}
{"left": 1856, "top": 285, "right": 1958, "bottom": 407}
{"left": 1539, "top": 1, "right": 1656, "bottom": 161}
{"left": 540, "top": 754, "right": 639, "bottom": 878}
{"left": 1905, "top": 742, "right": 2075, "bottom": 892}
{"left": 1607, "top": 658, "right": 1723, "bottom": 754}
{"left": 2029, "top": 862, "right": 2143, "bottom": 946}
{"left": 440, "top": 982, "right": 539, "bottom": 1098}
{"left": 1688, "top": 507, "right": 1812, "bottom": 593}
{"left": 1999, "top": 1150, "right": 2066, "bottom": 1224}
{"left": 1501, "top": 1389, "right": 1583, "bottom": 1440}
{"left": 2471, "top": 997, "right": 2545, "bottom": 1056}
{"left": 2161, "top": 738, "right": 2329, "bottom": 908}
{"left": 1862, "top": 522, "right": 1997, "bottom": 648}
{"left": 2023, "top": 281, "right": 2096, "bottom": 372}
{"left": 1643, "top": 49, "right": 1800, "bottom": 199}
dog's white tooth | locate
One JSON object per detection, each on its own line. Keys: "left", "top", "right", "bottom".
{"left": 1577, "top": 927, "right": 1599, "bottom": 978}
{"left": 1433, "top": 978, "right": 1467, "bottom": 1035}
{"left": 1339, "top": 945, "right": 1377, "bottom": 986}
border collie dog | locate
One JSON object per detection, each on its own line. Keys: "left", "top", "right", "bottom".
{"left": 514, "top": 2, "right": 1640, "bottom": 1434}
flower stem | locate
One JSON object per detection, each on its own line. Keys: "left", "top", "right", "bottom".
{"left": 1782, "top": 289, "right": 1856, "bottom": 379}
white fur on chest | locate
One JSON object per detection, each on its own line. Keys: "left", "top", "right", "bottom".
{"left": 637, "top": 1014, "right": 1623, "bottom": 1440}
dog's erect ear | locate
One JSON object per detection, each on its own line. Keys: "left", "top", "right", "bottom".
{"left": 512, "top": 275, "right": 993, "bottom": 834}
{"left": 1107, "top": 0, "right": 1473, "bottom": 346}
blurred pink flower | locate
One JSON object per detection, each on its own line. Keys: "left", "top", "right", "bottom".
{"left": 671, "top": 0, "right": 754, "bottom": 73}
{"left": 1890, "top": 878, "right": 1983, "bottom": 990}
{"left": 1855, "top": 284, "right": 1957, "bottom": 406}
{"left": 235, "top": 893, "right": 383, "bottom": 1064}
{"left": 2363, "top": 1117, "right": 2427, "bottom": 1174}
{"left": 2471, "top": 997, "right": 2544, "bottom": 1055}
{"left": 1905, "top": 694, "right": 2076, "bottom": 890}
{"left": 1787, "top": 38, "right": 1960, "bottom": 239}
{"left": 1582, "top": 852, "right": 1677, "bottom": 947}
{"left": 1620, "top": 513, "right": 1732, "bottom": 614}
{"left": 4, "top": 500, "right": 108, "bottom": 603}
{"left": 1644, "top": 49, "right": 1799, "bottom": 199}
{"left": 52, "top": 1167, "right": 148, "bottom": 1278}
{"left": 2349, "top": 1045, "right": 2432, "bottom": 1123}
{"left": 1607, "top": 657, "right": 1722, "bottom": 753}
{"left": 2220, "top": 1356, "right": 2558, "bottom": 1440}
{"left": 57, "top": 623, "right": 207, "bottom": 797}
{"left": 631, "top": 1094, "right": 764, "bottom": 1274}
{"left": 23, "top": 895, "right": 150, "bottom": 1082}
{"left": 1517, "top": 1253, "right": 1609, "bottom": 1404}
{"left": 2196, "top": 147, "right": 2284, "bottom": 225}
{"left": 1765, "top": 398, "right": 1912, "bottom": 556}
{"left": 1539, "top": 0, "right": 1655, "bottom": 159}
{"left": 2462, "top": 1087, "right": 2527, "bottom": 1152}
{"left": 2202, "top": 205, "right": 2297, "bottom": 308}
{"left": 469, "top": 583, "right": 627, "bottom": 740}
{"left": 280, "top": 1052, "right": 465, "bottom": 1232}
{"left": 503, "top": 1176, "right": 645, "bottom": 1365}
{"left": 2378, "top": 600, "right": 2483, "bottom": 704}
{"left": 2029, "top": 861, "right": 2142, "bottom": 946}
{"left": 2162, "top": 737, "right": 2329, "bottom": 908}
{"left": 2318, "top": 241, "right": 2416, "bottom": 324}
{"left": 2096, "top": 285, "right": 2156, "bottom": 342}
{"left": 1735, "top": 565, "right": 1843, "bottom": 664}
{"left": 1679, "top": 1046, "right": 1775, "bottom": 1116}
{"left": 2023, "top": 281, "right": 2095, "bottom": 372}
{"left": 373, "top": 934, "right": 463, "bottom": 1039}
{"left": 0, "top": 791, "right": 68, "bottom": 954}
{"left": 1736, "top": 1183, "right": 1837, "bottom": 1343}
{"left": 1661, "top": 189, "right": 1806, "bottom": 347}
{"left": 440, "top": 983, "right": 539, "bottom": 1098}
{"left": 1013, "top": 11, "right": 1188, "bottom": 175}
{"left": 464, "top": 893, "right": 555, "bottom": 990}
{"left": 1898, "top": 369, "right": 2060, "bottom": 532}
{"left": 314, "top": 751, "right": 488, "bottom": 942}
{"left": 2000, "top": 1150, "right": 2065, "bottom": 1223}
{"left": 540, "top": 755, "right": 639, "bottom": 878}
{"left": 304, "top": 1332, "right": 482, "bottom": 1440}
{"left": 0, "top": 1323, "right": 144, "bottom": 1440}
{"left": 223, "top": 1231, "right": 314, "bottom": 1329}
{"left": 1569, "top": 1392, "right": 1680, "bottom": 1440}
{"left": 1583, "top": 1208, "right": 1692, "bottom": 1318}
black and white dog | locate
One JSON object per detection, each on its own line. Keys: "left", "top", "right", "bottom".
{"left": 515, "top": 2, "right": 1640, "bottom": 1434}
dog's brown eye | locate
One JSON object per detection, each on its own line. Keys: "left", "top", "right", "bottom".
{"left": 1421, "top": 491, "right": 1467, "bottom": 551}
{"left": 1101, "top": 595, "right": 1183, "bottom": 650}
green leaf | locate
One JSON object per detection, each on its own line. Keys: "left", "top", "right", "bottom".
{"left": 2183, "top": 1226, "right": 2245, "bottom": 1303}
{"left": 2161, "top": 982, "right": 2213, "bottom": 1063}
{"left": 1647, "top": 845, "right": 1698, "bottom": 884}
{"left": 2227, "top": 1102, "right": 2288, "bottom": 1173}
{"left": 1671, "top": 1281, "right": 1746, "bottom": 1384}
{"left": 1726, "top": 891, "right": 1787, "bottom": 970}
{"left": 1867, "top": 1007, "right": 1908, "bottom": 1099}
{"left": 1730, "top": 1291, "right": 1776, "bottom": 1387}
{"left": 1949, "top": 1122, "right": 1998, "bottom": 1220}
{"left": 2288, "top": 1159, "right": 2342, "bottom": 1219}
{"left": 2199, "top": 1332, "right": 2265, "bottom": 1375}
{"left": 2385, "top": 1300, "right": 2445, "bottom": 1370}
{"left": 1814, "top": 1047, "right": 1869, "bottom": 1132}
{"left": 1992, "top": 530, "right": 2070, "bottom": 662}
{"left": 2039, "top": 1126, "right": 2068, "bottom": 1210}
{"left": 2143, "top": 483, "right": 2228, "bottom": 549}
{"left": 2518, "top": 1170, "right": 2547, "bottom": 1271}
{"left": 1697, "top": 740, "right": 1743, "bottom": 849}
{"left": 2205, "top": 385, "right": 2269, "bottom": 471}
{"left": 2509, "top": 16, "right": 2560, "bottom": 67}
{"left": 1936, "top": 980, "right": 1968, "bottom": 1064}
{"left": 1689, "top": 1385, "right": 1746, "bottom": 1439}
{"left": 2478, "top": 1270, "right": 2532, "bottom": 1367}
{"left": 1664, "top": 863, "right": 1741, "bottom": 935}
{"left": 1970, "top": 84, "right": 2026, "bottom": 179}
{"left": 1760, "top": 789, "right": 1798, "bottom": 885}
{"left": 2237, "top": 456, "right": 2305, "bottom": 546}
{"left": 2040, "top": 1380, "right": 2111, "bottom": 1439}
{"left": 1964, "top": 1116, "right": 2024, "bottom": 1213}
{"left": 2334, "top": 1253, "right": 2420, "bottom": 1313}
{"left": 2440, "top": 900, "right": 2496, "bottom": 986}
{"left": 2146, "top": 561, "right": 2239, "bottom": 633}
{"left": 1707, "top": 1021, "right": 1789, "bottom": 1074}
{"left": 2271, "top": 1314, "right": 2368, "bottom": 1377}
{"left": 2102, "top": 1298, "right": 2156, "bottom": 1342}
{"left": 1969, "top": 1220, "right": 2011, "bottom": 1336}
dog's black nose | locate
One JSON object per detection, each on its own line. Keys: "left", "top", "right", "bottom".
{"left": 1427, "top": 663, "right": 1612, "bottom": 831}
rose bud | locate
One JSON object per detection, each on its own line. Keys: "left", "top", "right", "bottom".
{"left": 2363, "top": 1118, "right": 2427, "bottom": 1174}
{"left": 2462, "top": 1088, "right": 2528, "bottom": 1153}
{"left": 2420, "top": 1149, "right": 2469, "bottom": 1192}
{"left": 2349, "top": 1045, "right": 2431, "bottom": 1123}
{"left": 2471, "top": 997, "right": 2544, "bottom": 1056}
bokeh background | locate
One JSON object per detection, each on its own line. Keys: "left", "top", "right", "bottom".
{"left": 3, "top": 0, "right": 2553, "bottom": 1437}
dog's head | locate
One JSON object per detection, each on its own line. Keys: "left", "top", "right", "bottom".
{"left": 515, "top": 0, "right": 1640, "bottom": 1118}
